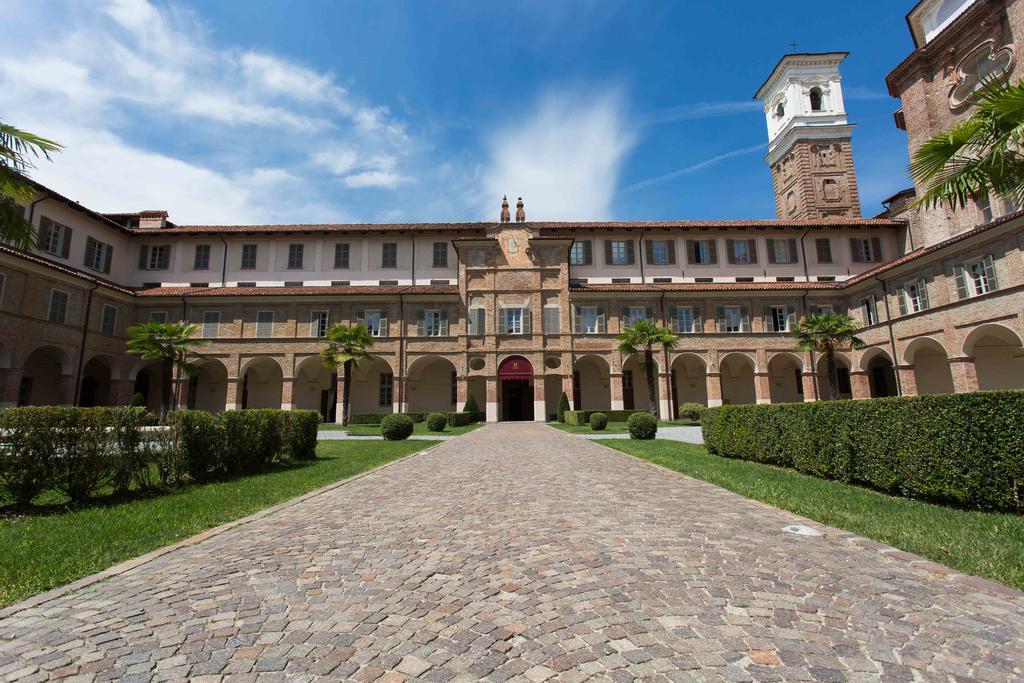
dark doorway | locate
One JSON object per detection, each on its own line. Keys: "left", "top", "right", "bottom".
{"left": 79, "top": 376, "right": 98, "bottom": 407}
{"left": 501, "top": 379, "right": 533, "bottom": 421}
{"left": 868, "top": 357, "right": 897, "bottom": 398}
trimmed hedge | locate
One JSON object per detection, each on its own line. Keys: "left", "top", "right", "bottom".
{"left": 557, "top": 393, "right": 570, "bottom": 423}
{"left": 627, "top": 412, "right": 658, "bottom": 440}
{"left": 350, "top": 412, "right": 427, "bottom": 424}
{"left": 678, "top": 402, "right": 706, "bottom": 422}
{"left": 447, "top": 411, "right": 475, "bottom": 427}
{"left": 381, "top": 414, "right": 414, "bottom": 440}
{"left": 426, "top": 412, "right": 448, "bottom": 432}
{"left": 564, "top": 410, "right": 645, "bottom": 425}
{"left": 701, "top": 392, "right": 1024, "bottom": 512}
{"left": 590, "top": 412, "right": 608, "bottom": 431}
{"left": 283, "top": 410, "right": 319, "bottom": 461}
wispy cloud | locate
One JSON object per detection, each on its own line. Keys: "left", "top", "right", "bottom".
{"left": 843, "top": 85, "right": 891, "bottom": 101}
{"left": 640, "top": 100, "right": 762, "bottom": 126}
{"left": 621, "top": 144, "right": 764, "bottom": 193}
{"left": 479, "top": 87, "right": 635, "bottom": 221}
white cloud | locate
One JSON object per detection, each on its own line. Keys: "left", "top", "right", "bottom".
{"left": 641, "top": 100, "right": 762, "bottom": 126}
{"left": 240, "top": 51, "right": 342, "bottom": 105}
{"left": 343, "top": 170, "right": 409, "bottom": 189}
{"left": 310, "top": 148, "right": 360, "bottom": 176}
{"left": 621, "top": 144, "right": 764, "bottom": 193}
{"left": 479, "top": 88, "right": 635, "bottom": 220}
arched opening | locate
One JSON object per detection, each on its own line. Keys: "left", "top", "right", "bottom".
{"left": 775, "top": 102, "right": 785, "bottom": 118}
{"left": 293, "top": 356, "right": 335, "bottom": 420}
{"left": 21, "top": 346, "right": 71, "bottom": 406}
{"left": 809, "top": 87, "right": 823, "bottom": 111}
{"left": 768, "top": 353, "right": 803, "bottom": 404}
{"left": 622, "top": 355, "right": 659, "bottom": 413}
{"left": 963, "top": 324, "right": 1024, "bottom": 390}
{"left": 863, "top": 350, "right": 897, "bottom": 398}
{"left": 816, "top": 353, "right": 852, "bottom": 400}
{"left": 720, "top": 353, "right": 756, "bottom": 405}
{"left": 241, "top": 358, "right": 283, "bottom": 409}
{"left": 904, "top": 338, "right": 954, "bottom": 395}
{"left": 573, "top": 355, "right": 611, "bottom": 411}
{"left": 79, "top": 356, "right": 114, "bottom": 407}
{"left": 498, "top": 355, "right": 533, "bottom": 421}
{"left": 349, "top": 356, "right": 395, "bottom": 415}
{"left": 671, "top": 353, "right": 707, "bottom": 409}
{"left": 187, "top": 359, "right": 229, "bottom": 412}
{"left": 407, "top": 356, "right": 457, "bottom": 414}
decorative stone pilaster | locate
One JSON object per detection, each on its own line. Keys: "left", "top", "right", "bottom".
{"left": 754, "top": 372, "right": 772, "bottom": 404}
{"left": 225, "top": 378, "right": 241, "bottom": 411}
{"left": 706, "top": 372, "right": 723, "bottom": 407}
{"left": 948, "top": 356, "right": 979, "bottom": 394}
{"left": 610, "top": 373, "right": 624, "bottom": 410}
{"left": 281, "top": 377, "right": 294, "bottom": 410}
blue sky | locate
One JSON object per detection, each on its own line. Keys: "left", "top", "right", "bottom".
{"left": 1, "top": 1, "right": 917, "bottom": 224}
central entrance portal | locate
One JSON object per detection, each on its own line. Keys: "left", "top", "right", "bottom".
{"left": 498, "top": 356, "right": 534, "bottom": 421}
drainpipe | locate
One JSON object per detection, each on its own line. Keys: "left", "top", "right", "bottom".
{"left": 73, "top": 282, "right": 100, "bottom": 406}
{"left": 398, "top": 291, "right": 407, "bottom": 411}
{"left": 218, "top": 235, "right": 228, "bottom": 287}
{"left": 410, "top": 234, "right": 416, "bottom": 286}
{"left": 638, "top": 229, "right": 648, "bottom": 284}
{"left": 797, "top": 228, "right": 819, "bottom": 399}
{"left": 799, "top": 289, "right": 820, "bottom": 400}
{"left": 660, "top": 290, "right": 674, "bottom": 417}
{"left": 874, "top": 275, "right": 903, "bottom": 396}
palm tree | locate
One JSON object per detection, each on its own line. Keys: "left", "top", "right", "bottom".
{"left": 125, "top": 321, "right": 209, "bottom": 414}
{"left": 320, "top": 323, "right": 375, "bottom": 425}
{"left": 910, "top": 80, "right": 1024, "bottom": 212}
{"left": 617, "top": 319, "right": 678, "bottom": 418}
{"left": 793, "top": 312, "right": 865, "bottom": 400}
{"left": 1, "top": 121, "right": 62, "bottom": 250}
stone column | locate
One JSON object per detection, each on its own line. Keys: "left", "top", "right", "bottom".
{"left": 610, "top": 373, "right": 624, "bottom": 410}
{"left": 225, "top": 378, "right": 241, "bottom": 411}
{"left": 110, "top": 379, "right": 136, "bottom": 406}
{"left": 896, "top": 365, "right": 917, "bottom": 397}
{"left": 801, "top": 372, "right": 817, "bottom": 402}
{"left": 850, "top": 370, "right": 871, "bottom": 400}
{"left": 658, "top": 372, "right": 673, "bottom": 420}
{"left": 532, "top": 378, "right": 546, "bottom": 423}
{"left": 948, "top": 356, "right": 979, "bottom": 394}
{"left": 706, "top": 372, "right": 723, "bottom": 407}
{"left": 281, "top": 376, "right": 294, "bottom": 410}
{"left": 0, "top": 367, "right": 24, "bottom": 408}
{"left": 754, "top": 372, "right": 771, "bottom": 404}
{"left": 485, "top": 377, "right": 499, "bottom": 422}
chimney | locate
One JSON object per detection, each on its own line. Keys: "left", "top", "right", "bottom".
{"left": 500, "top": 195, "right": 510, "bottom": 223}
{"left": 515, "top": 197, "right": 526, "bottom": 223}
{"left": 138, "top": 210, "right": 169, "bottom": 229}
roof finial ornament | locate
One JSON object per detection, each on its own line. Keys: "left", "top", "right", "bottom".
{"left": 500, "top": 195, "right": 510, "bottom": 223}
{"left": 515, "top": 197, "right": 526, "bottom": 223}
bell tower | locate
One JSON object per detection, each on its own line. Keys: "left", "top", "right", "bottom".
{"left": 755, "top": 52, "right": 861, "bottom": 219}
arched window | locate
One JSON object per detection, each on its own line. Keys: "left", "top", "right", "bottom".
{"left": 809, "top": 87, "right": 823, "bottom": 111}
{"left": 775, "top": 102, "right": 785, "bottom": 118}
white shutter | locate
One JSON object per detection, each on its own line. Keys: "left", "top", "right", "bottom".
{"left": 498, "top": 307, "right": 508, "bottom": 334}
{"left": 982, "top": 255, "right": 999, "bottom": 291}
{"left": 522, "top": 308, "right": 531, "bottom": 334}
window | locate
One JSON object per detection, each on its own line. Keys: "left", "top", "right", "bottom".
{"left": 767, "top": 305, "right": 795, "bottom": 333}
{"left": 149, "top": 311, "right": 168, "bottom": 323}
{"left": 850, "top": 237, "right": 881, "bottom": 263}
{"left": 673, "top": 306, "right": 698, "bottom": 334}
{"left": 240, "top": 244, "right": 258, "bottom": 269}
{"left": 362, "top": 310, "right": 386, "bottom": 337}
{"left": 499, "top": 307, "right": 529, "bottom": 335}
{"left": 381, "top": 242, "right": 398, "bottom": 268}
{"left": 379, "top": 373, "right": 393, "bottom": 407}
{"left": 138, "top": 245, "right": 170, "bottom": 270}
{"left": 202, "top": 311, "right": 220, "bottom": 338}
{"left": 623, "top": 370, "right": 633, "bottom": 393}
{"left": 421, "top": 309, "right": 448, "bottom": 337}
{"left": 569, "top": 240, "right": 592, "bottom": 266}
{"left": 334, "top": 243, "right": 350, "bottom": 269}
{"left": 468, "top": 306, "right": 486, "bottom": 335}
{"left": 576, "top": 305, "right": 606, "bottom": 334}
{"left": 958, "top": 255, "right": 998, "bottom": 298}
{"left": 48, "top": 290, "right": 68, "bottom": 324}
{"left": 84, "top": 237, "right": 112, "bottom": 273}
{"left": 719, "top": 305, "right": 748, "bottom": 333}
{"left": 726, "top": 239, "right": 757, "bottom": 265}
{"left": 287, "top": 244, "right": 304, "bottom": 269}
{"left": 646, "top": 240, "right": 675, "bottom": 266}
{"left": 432, "top": 242, "right": 448, "bottom": 268}
{"left": 236, "top": 281, "right": 256, "bottom": 287}
{"left": 38, "top": 217, "right": 72, "bottom": 257}
{"left": 605, "top": 240, "right": 633, "bottom": 266}
{"left": 901, "top": 279, "right": 930, "bottom": 314}
{"left": 543, "top": 305, "right": 560, "bottom": 334}
{"left": 193, "top": 244, "right": 211, "bottom": 270}
{"left": 862, "top": 295, "right": 878, "bottom": 326}
{"left": 100, "top": 304, "right": 117, "bottom": 335}
{"left": 284, "top": 281, "right": 303, "bottom": 287}
{"left": 767, "top": 238, "right": 798, "bottom": 264}
{"left": 307, "top": 310, "right": 328, "bottom": 337}
{"left": 256, "top": 311, "right": 274, "bottom": 337}
{"left": 622, "top": 306, "right": 651, "bottom": 328}
{"left": 809, "top": 87, "right": 823, "bottom": 111}
{"left": 775, "top": 102, "right": 785, "bottom": 118}
{"left": 815, "top": 238, "right": 833, "bottom": 264}
{"left": 687, "top": 239, "right": 717, "bottom": 265}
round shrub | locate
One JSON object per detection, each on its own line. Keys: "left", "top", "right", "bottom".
{"left": 426, "top": 412, "right": 447, "bottom": 432}
{"left": 381, "top": 414, "right": 414, "bottom": 441}
{"left": 678, "top": 402, "right": 706, "bottom": 422}
{"left": 130, "top": 392, "right": 147, "bottom": 407}
{"left": 627, "top": 412, "right": 658, "bottom": 440}
{"left": 589, "top": 412, "right": 608, "bottom": 431}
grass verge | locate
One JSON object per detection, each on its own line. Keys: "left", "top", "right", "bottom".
{"left": 599, "top": 439, "right": 1024, "bottom": 591}
{"left": 0, "top": 440, "right": 425, "bottom": 608}
{"left": 550, "top": 420, "right": 698, "bottom": 434}
{"left": 323, "top": 422, "right": 483, "bottom": 437}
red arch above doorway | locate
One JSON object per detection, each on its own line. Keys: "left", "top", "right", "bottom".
{"left": 498, "top": 356, "right": 533, "bottom": 380}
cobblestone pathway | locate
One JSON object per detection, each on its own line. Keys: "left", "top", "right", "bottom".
{"left": 2, "top": 424, "right": 1023, "bottom": 682}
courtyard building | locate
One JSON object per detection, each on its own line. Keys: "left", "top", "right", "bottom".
{"left": 2, "top": 0, "right": 1023, "bottom": 421}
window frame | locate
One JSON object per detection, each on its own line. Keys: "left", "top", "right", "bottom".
{"left": 240, "top": 244, "right": 258, "bottom": 270}
{"left": 542, "top": 305, "right": 560, "bottom": 334}
{"left": 723, "top": 305, "right": 743, "bottom": 333}
{"left": 504, "top": 307, "right": 524, "bottom": 335}
{"left": 378, "top": 372, "right": 393, "bottom": 407}
{"left": 569, "top": 240, "right": 592, "bottom": 266}
{"left": 84, "top": 237, "right": 113, "bottom": 273}
{"left": 432, "top": 241, "right": 448, "bottom": 268}
{"left": 364, "top": 309, "right": 386, "bottom": 337}
{"left": 255, "top": 310, "right": 275, "bottom": 338}
{"left": 48, "top": 289, "right": 69, "bottom": 324}
{"left": 193, "top": 244, "right": 211, "bottom": 270}
{"left": 334, "top": 242, "right": 350, "bottom": 269}
{"left": 310, "top": 310, "right": 329, "bottom": 337}
{"left": 381, "top": 242, "right": 398, "bottom": 268}
{"left": 202, "top": 311, "right": 220, "bottom": 338}
{"left": 815, "top": 238, "right": 833, "bottom": 264}
{"left": 100, "top": 304, "right": 118, "bottom": 335}
{"left": 675, "top": 306, "right": 695, "bottom": 334}
{"left": 649, "top": 240, "right": 670, "bottom": 266}
{"left": 580, "top": 305, "right": 602, "bottom": 334}
{"left": 287, "top": 243, "right": 304, "bottom": 270}
{"left": 608, "top": 240, "right": 629, "bottom": 266}
{"left": 424, "top": 309, "right": 445, "bottom": 337}
{"left": 965, "top": 257, "right": 993, "bottom": 296}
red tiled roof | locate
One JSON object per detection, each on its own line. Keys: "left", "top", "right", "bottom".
{"left": 153, "top": 223, "right": 494, "bottom": 235}
{"left": 0, "top": 244, "right": 134, "bottom": 294}
{"left": 134, "top": 284, "right": 460, "bottom": 297}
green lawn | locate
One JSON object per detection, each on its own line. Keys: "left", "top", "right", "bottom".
{"left": 599, "top": 439, "right": 1024, "bottom": 591}
{"left": 0, "top": 440, "right": 425, "bottom": 608}
{"left": 550, "top": 420, "right": 699, "bottom": 434}
{"left": 321, "top": 422, "right": 483, "bottom": 437}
